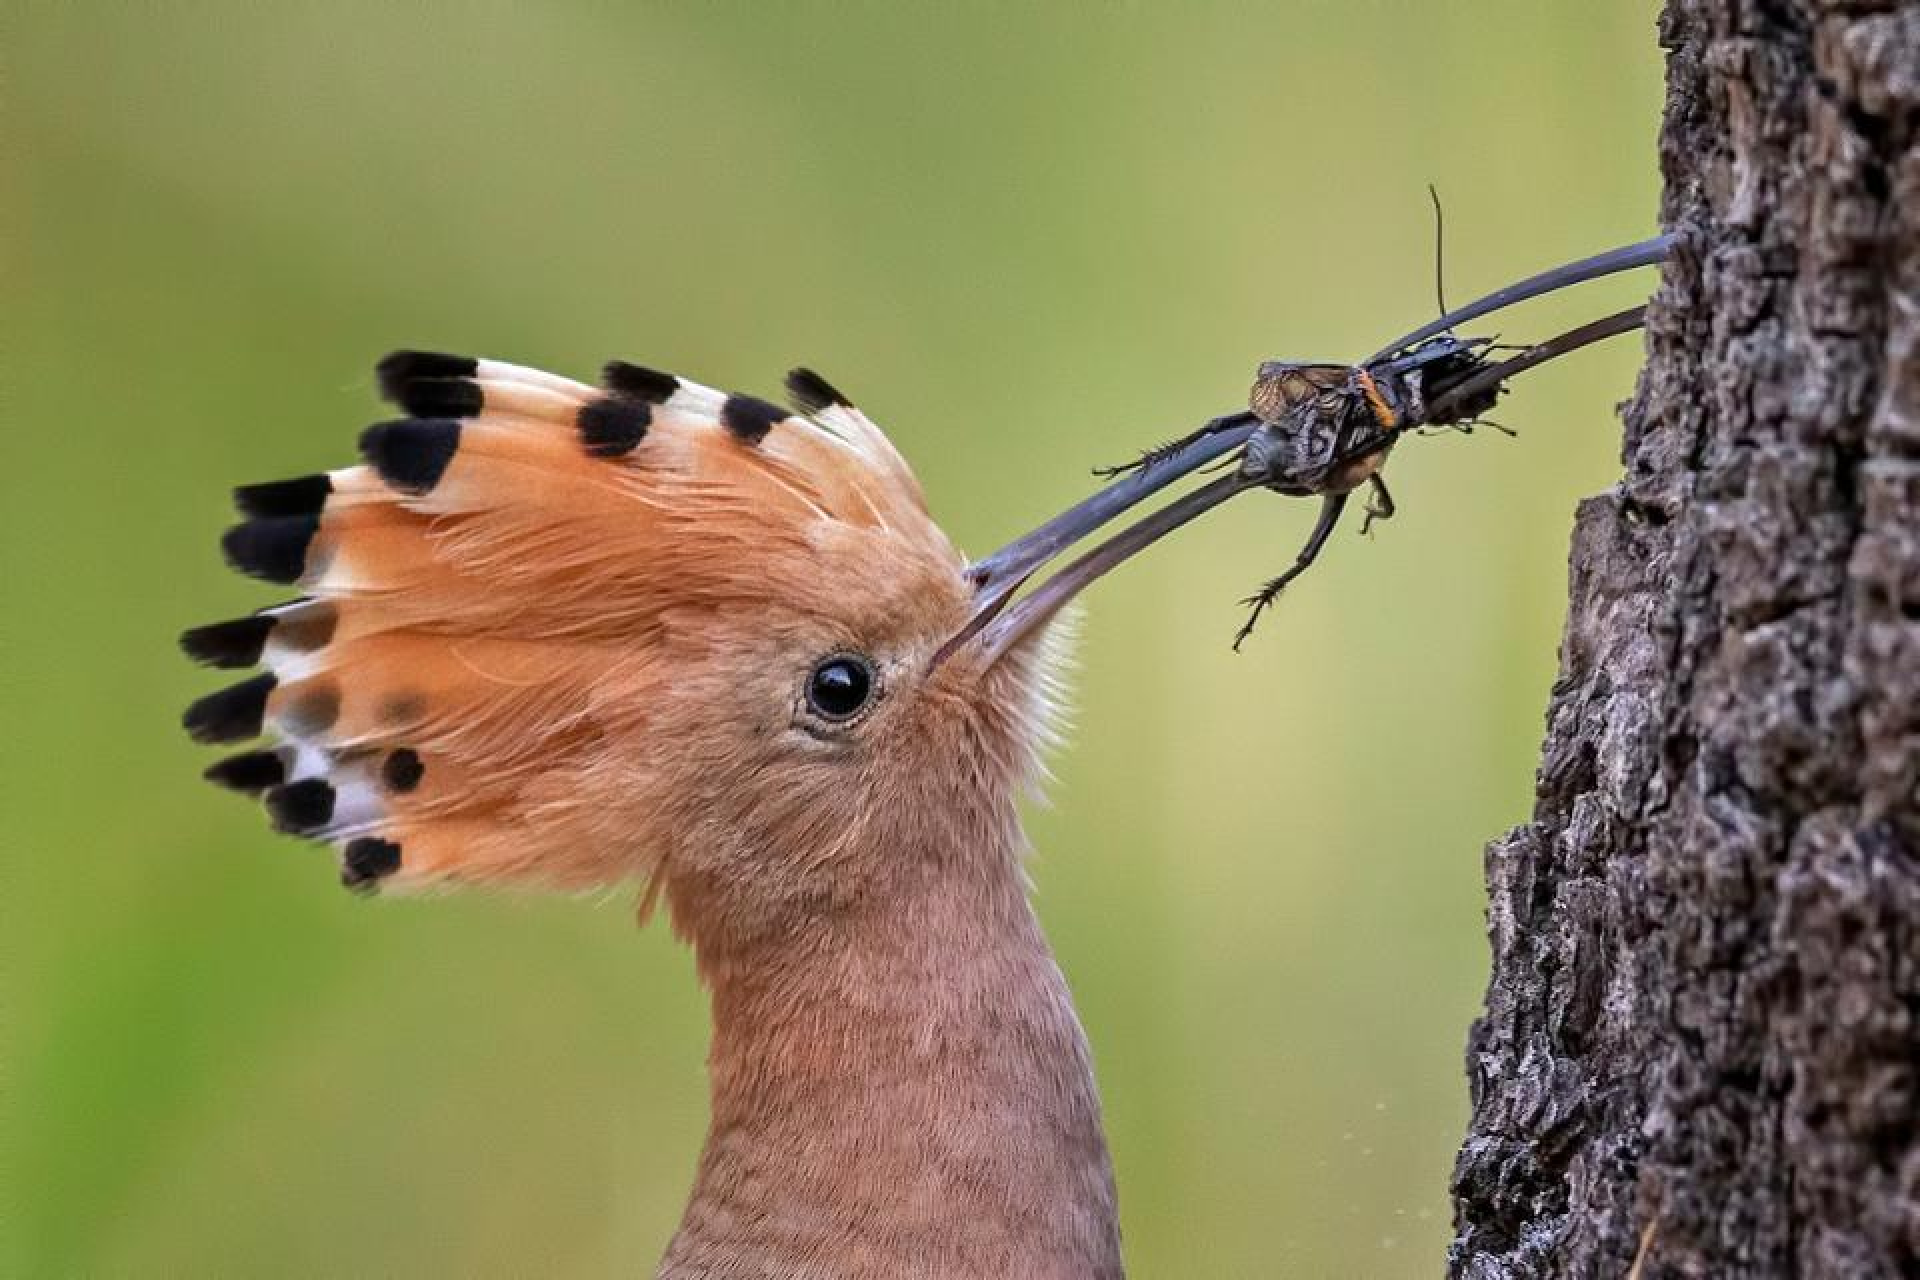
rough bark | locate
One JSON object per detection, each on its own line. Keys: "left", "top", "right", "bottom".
{"left": 1449, "top": 3, "right": 1920, "bottom": 1277}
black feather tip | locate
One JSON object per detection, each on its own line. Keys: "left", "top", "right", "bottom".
{"left": 576, "top": 397, "right": 651, "bottom": 458}
{"left": 342, "top": 837, "right": 402, "bottom": 891}
{"left": 601, "top": 361, "right": 678, "bottom": 404}
{"left": 233, "top": 474, "right": 331, "bottom": 519}
{"left": 785, "top": 368, "right": 852, "bottom": 414}
{"left": 222, "top": 516, "right": 319, "bottom": 585}
{"left": 265, "top": 778, "right": 335, "bottom": 834}
{"left": 390, "top": 376, "right": 484, "bottom": 419}
{"left": 719, "top": 394, "right": 783, "bottom": 445}
{"left": 376, "top": 350, "right": 478, "bottom": 405}
{"left": 381, "top": 748, "right": 424, "bottom": 794}
{"left": 181, "top": 614, "right": 275, "bottom": 668}
{"left": 203, "top": 750, "right": 287, "bottom": 795}
{"left": 359, "top": 418, "right": 461, "bottom": 494}
{"left": 183, "top": 673, "right": 277, "bottom": 744}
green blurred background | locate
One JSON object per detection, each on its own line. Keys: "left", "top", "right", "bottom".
{"left": 7, "top": 5, "right": 1663, "bottom": 1276}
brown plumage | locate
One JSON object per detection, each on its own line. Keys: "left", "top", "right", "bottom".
{"left": 184, "top": 351, "right": 1125, "bottom": 1276}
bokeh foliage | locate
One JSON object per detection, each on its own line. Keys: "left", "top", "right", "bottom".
{"left": 7, "top": 4, "right": 1661, "bottom": 1275}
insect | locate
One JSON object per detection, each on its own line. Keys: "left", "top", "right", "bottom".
{"left": 1082, "top": 236, "right": 1670, "bottom": 647}
{"left": 1230, "top": 340, "right": 1493, "bottom": 646}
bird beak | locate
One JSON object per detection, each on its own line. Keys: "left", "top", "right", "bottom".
{"left": 936, "top": 232, "right": 1673, "bottom": 670}
{"left": 938, "top": 425, "right": 1262, "bottom": 669}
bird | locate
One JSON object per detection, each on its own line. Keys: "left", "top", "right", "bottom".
{"left": 182, "top": 351, "right": 1132, "bottom": 1279}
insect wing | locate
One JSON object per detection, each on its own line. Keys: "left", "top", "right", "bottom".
{"left": 1248, "top": 361, "right": 1359, "bottom": 425}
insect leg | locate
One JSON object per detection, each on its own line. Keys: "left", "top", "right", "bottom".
{"left": 1360, "top": 474, "right": 1396, "bottom": 536}
{"left": 1093, "top": 416, "right": 1246, "bottom": 478}
{"left": 1233, "top": 492, "right": 1349, "bottom": 650}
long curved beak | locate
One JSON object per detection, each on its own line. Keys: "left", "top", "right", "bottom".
{"left": 949, "top": 466, "right": 1262, "bottom": 668}
{"left": 938, "top": 234, "right": 1672, "bottom": 669}
{"left": 946, "top": 411, "right": 1258, "bottom": 660}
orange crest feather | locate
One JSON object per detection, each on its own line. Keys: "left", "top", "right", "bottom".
{"left": 183, "top": 353, "right": 966, "bottom": 894}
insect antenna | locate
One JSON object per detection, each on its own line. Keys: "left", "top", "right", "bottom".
{"left": 1436, "top": 416, "right": 1519, "bottom": 438}
{"left": 1428, "top": 184, "right": 1451, "bottom": 321}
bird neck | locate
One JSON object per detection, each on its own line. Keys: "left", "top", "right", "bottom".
{"left": 660, "top": 828, "right": 1122, "bottom": 1280}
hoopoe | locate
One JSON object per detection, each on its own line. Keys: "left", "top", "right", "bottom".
{"left": 183, "top": 352, "right": 1131, "bottom": 1278}
{"left": 180, "top": 240, "right": 1667, "bottom": 1277}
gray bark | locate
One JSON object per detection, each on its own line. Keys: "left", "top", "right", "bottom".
{"left": 1448, "top": 3, "right": 1920, "bottom": 1277}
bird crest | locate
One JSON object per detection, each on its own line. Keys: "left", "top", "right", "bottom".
{"left": 183, "top": 352, "right": 970, "bottom": 896}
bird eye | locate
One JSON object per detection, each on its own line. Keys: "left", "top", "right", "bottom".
{"left": 805, "top": 655, "right": 874, "bottom": 722}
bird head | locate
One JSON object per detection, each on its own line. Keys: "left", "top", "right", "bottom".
{"left": 183, "top": 352, "right": 1156, "bottom": 955}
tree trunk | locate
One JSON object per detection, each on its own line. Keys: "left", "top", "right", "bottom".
{"left": 1448, "top": 3, "right": 1920, "bottom": 1277}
